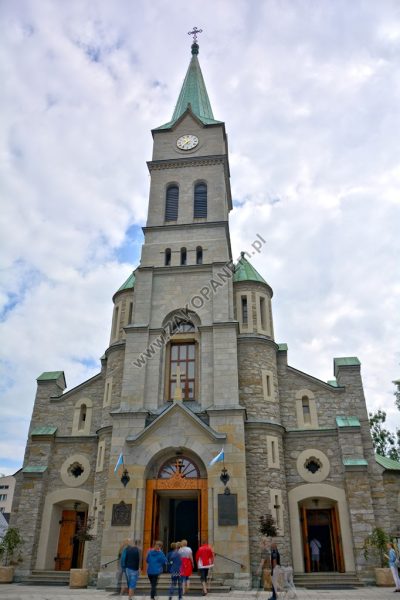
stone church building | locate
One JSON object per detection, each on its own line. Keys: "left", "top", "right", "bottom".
{"left": 12, "top": 38, "right": 400, "bottom": 588}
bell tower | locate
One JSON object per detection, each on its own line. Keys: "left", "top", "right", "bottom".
{"left": 120, "top": 34, "right": 239, "bottom": 411}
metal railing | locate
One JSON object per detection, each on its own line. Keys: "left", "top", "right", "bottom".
{"left": 215, "top": 552, "right": 244, "bottom": 568}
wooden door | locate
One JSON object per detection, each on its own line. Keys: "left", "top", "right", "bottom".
{"left": 331, "top": 505, "right": 345, "bottom": 572}
{"left": 55, "top": 510, "right": 76, "bottom": 571}
{"left": 143, "top": 477, "right": 208, "bottom": 560}
{"left": 300, "top": 506, "right": 311, "bottom": 572}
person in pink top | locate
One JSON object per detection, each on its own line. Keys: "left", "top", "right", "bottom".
{"left": 195, "top": 541, "right": 214, "bottom": 596}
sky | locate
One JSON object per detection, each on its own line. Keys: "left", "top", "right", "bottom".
{"left": 1, "top": 0, "right": 400, "bottom": 476}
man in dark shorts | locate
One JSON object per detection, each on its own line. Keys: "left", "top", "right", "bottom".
{"left": 120, "top": 539, "right": 141, "bottom": 600}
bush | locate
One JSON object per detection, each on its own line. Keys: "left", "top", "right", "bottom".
{"left": 363, "top": 527, "right": 389, "bottom": 568}
{"left": 0, "top": 527, "right": 23, "bottom": 566}
{"left": 259, "top": 514, "right": 277, "bottom": 538}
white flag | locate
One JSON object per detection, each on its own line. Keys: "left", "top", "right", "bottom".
{"left": 209, "top": 448, "right": 224, "bottom": 466}
{"left": 114, "top": 452, "right": 124, "bottom": 473}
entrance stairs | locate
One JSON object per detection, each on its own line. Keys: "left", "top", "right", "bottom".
{"left": 294, "top": 572, "right": 363, "bottom": 589}
{"left": 107, "top": 573, "right": 230, "bottom": 594}
{"left": 20, "top": 570, "right": 70, "bottom": 586}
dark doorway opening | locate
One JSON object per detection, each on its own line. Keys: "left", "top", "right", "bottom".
{"left": 302, "top": 507, "right": 344, "bottom": 572}
{"left": 169, "top": 498, "right": 198, "bottom": 557}
{"left": 155, "top": 492, "right": 199, "bottom": 560}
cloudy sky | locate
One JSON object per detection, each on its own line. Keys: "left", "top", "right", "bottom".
{"left": 1, "top": 0, "right": 400, "bottom": 475}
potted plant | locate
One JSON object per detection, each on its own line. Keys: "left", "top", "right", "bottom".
{"left": 363, "top": 527, "right": 392, "bottom": 586}
{"left": 69, "top": 515, "right": 96, "bottom": 589}
{"left": 258, "top": 514, "right": 277, "bottom": 591}
{"left": 0, "top": 527, "right": 23, "bottom": 583}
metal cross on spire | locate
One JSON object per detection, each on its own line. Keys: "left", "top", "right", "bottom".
{"left": 188, "top": 26, "right": 203, "bottom": 43}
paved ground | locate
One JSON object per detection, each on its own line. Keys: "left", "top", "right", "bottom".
{"left": 0, "top": 584, "right": 395, "bottom": 600}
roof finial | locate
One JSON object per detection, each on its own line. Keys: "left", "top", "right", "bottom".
{"left": 188, "top": 26, "right": 202, "bottom": 55}
{"left": 188, "top": 26, "right": 203, "bottom": 43}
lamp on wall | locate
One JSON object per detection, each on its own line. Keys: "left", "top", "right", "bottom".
{"left": 220, "top": 466, "right": 231, "bottom": 494}
{"left": 120, "top": 468, "right": 130, "bottom": 488}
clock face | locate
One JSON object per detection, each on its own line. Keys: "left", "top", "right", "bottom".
{"left": 176, "top": 134, "right": 199, "bottom": 150}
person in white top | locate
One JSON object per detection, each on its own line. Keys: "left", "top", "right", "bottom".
{"left": 310, "top": 538, "right": 321, "bottom": 572}
{"left": 178, "top": 539, "right": 194, "bottom": 595}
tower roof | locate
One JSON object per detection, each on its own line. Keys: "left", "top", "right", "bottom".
{"left": 233, "top": 253, "right": 268, "bottom": 285}
{"left": 117, "top": 271, "right": 136, "bottom": 292}
{"left": 155, "top": 42, "right": 222, "bottom": 131}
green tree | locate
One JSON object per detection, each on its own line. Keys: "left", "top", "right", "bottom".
{"left": 369, "top": 380, "right": 400, "bottom": 461}
{"left": 259, "top": 513, "right": 277, "bottom": 537}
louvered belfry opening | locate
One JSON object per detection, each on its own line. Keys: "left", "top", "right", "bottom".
{"left": 165, "top": 185, "right": 179, "bottom": 221}
{"left": 194, "top": 183, "right": 207, "bottom": 218}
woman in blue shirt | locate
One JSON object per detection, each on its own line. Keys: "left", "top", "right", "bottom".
{"left": 386, "top": 542, "right": 400, "bottom": 592}
{"left": 146, "top": 540, "right": 167, "bottom": 600}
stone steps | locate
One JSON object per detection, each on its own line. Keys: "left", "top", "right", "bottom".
{"left": 294, "top": 571, "right": 363, "bottom": 588}
{"left": 20, "top": 569, "right": 70, "bottom": 586}
{"left": 107, "top": 573, "right": 230, "bottom": 594}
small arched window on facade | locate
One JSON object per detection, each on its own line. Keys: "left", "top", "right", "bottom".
{"left": 194, "top": 183, "right": 207, "bottom": 218}
{"left": 180, "top": 247, "right": 187, "bottom": 266}
{"left": 196, "top": 246, "right": 203, "bottom": 265}
{"left": 165, "top": 185, "right": 179, "bottom": 221}
{"left": 78, "top": 404, "right": 87, "bottom": 431}
{"left": 165, "top": 248, "right": 171, "bottom": 266}
{"left": 302, "top": 396, "right": 311, "bottom": 425}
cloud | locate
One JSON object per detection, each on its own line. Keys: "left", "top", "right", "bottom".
{"left": 1, "top": 0, "right": 400, "bottom": 474}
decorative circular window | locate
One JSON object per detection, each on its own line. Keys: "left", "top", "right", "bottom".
{"left": 158, "top": 456, "right": 199, "bottom": 479}
{"left": 60, "top": 454, "right": 91, "bottom": 487}
{"left": 296, "top": 449, "right": 330, "bottom": 483}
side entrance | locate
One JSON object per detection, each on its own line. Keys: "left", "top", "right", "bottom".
{"left": 300, "top": 504, "right": 344, "bottom": 572}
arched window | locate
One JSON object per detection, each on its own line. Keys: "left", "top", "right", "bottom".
{"left": 78, "top": 404, "right": 87, "bottom": 431}
{"left": 165, "top": 185, "right": 179, "bottom": 221}
{"left": 180, "top": 247, "right": 187, "bottom": 266}
{"left": 158, "top": 456, "right": 200, "bottom": 479}
{"left": 172, "top": 320, "right": 195, "bottom": 333}
{"left": 165, "top": 248, "right": 171, "bottom": 266}
{"left": 194, "top": 183, "right": 207, "bottom": 218}
{"left": 302, "top": 396, "right": 311, "bottom": 425}
{"left": 196, "top": 246, "right": 203, "bottom": 265}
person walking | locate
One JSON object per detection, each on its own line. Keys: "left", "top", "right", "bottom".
{"left": 309, "top": 537, "right": 321, "bottom": 572}
{"left": 385, "top": 542, "right": 400, "bottom": 592}
{"left": 114, "top": 538, "right": 130, "bottom": 596}
{"left": 195, "top": 540, "right": 214, "bottom": 596}
{"left": 146, "top": 540, "right": 167, "bottom": 600}
{"left": 178, "top": 538, "right": 194, "bottom": 595}
{"left": 257, "top": 536, "right": 271, "bottom": 590}
{"left": 167, "top": 542, "right": 183, "bottom": 600}
{"left": 268, "top": 542, "right": 280, "bottom": 600}
{"left": 121, "top": 539, "right": 141, "bottom": 600}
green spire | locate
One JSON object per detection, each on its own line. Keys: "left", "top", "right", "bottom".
{"left": 233, "top": 253, "right": 268, "bottom": 285}
{"left": 155, "top": 42, "right": 222, "bottom": 130}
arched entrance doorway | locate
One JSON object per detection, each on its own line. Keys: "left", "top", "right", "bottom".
{"left": 300, "top": 498, "right": 344, "bottom": 573}
{"left": 55, "top": 505, "right": 88, "bottom": 570}
{"left": 143, "top": 455, "right": 207, "bottom": 557}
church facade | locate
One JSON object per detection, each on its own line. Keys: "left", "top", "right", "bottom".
{"left": 12, "top": 39, "right": 400, "bottom": 588}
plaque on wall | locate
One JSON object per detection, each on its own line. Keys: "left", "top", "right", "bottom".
{"left": 218, "top": 493, "right": 238, "bottom": 526}
{"left": 111, "top": 501, "right": 132, "bottom": 526}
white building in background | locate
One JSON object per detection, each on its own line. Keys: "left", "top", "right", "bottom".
{"left": 0, "top": 474, "right": 16, "bottom": 516}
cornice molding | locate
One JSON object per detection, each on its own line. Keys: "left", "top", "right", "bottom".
{"left": 147, "top": 154, "right": 229, "bottom": 172}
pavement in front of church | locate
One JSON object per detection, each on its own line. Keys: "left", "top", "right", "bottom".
{"left": 0, "top": 584, "right": 392, "bottom": 600}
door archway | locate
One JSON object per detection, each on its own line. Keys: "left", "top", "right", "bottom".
{"left": 143, "top": 455, "right": 207, "bottom": 557}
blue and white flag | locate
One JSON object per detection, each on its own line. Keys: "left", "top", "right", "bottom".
{"left": 114, "top": 452, "right": 124, "bottom": 473}
{"left": 209, "top": 448, "right": 224, "bottom": 466}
